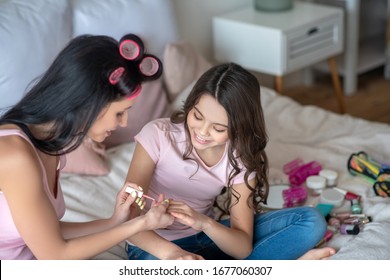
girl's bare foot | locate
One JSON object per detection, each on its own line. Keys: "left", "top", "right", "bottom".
{"left": 298, "top": 247, "right": 336, "bottom": 260}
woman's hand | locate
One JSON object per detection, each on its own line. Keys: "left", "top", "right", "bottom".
{"left": 167, "top": 200, "right": 211, "bottom": 231}
{"left": 143, "top": 194, "right": 174, "bottom": 231}
{"left": 110, "top": 182, "right": 140, "bottom": 225}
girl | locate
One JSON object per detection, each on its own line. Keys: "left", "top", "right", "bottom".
{"left": 124, "top": 62, "right": 335, "bottom": 260}
{"left": 0, "top": 33, "right": 200, "bottom": 260}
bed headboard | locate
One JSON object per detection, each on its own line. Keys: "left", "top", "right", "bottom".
{"left": 0, "top": 0, "right": 178, "bottom": 115}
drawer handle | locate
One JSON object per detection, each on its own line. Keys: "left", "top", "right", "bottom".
{"left": 307, "top": 27, "right": 319, "bottom": 36}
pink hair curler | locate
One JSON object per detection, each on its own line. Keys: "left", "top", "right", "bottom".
{"left": 109, "top": 67, "right": 142, "bottom": 100}
{"left": 126, "top": 84, "right": 142, "bottom": 101}
{"left": 108, "top": 67, "right": 125, "bottom": 85}
{"left": 139, "top": 55, "right": 162, "bottom": 77}
{"left": 119, "top": 34, "right": 144, "bottom": 61}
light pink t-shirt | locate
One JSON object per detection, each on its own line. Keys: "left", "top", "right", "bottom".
{"left": 0, "top": 129, "right": 66, "bottom": 260}
{"left": 135, "top": 118, "right": 255, "bottom": 241}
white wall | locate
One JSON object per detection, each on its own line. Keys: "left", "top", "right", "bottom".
{"left": 172, "top": 0, "right": 251, "bottom": 60}
{"left": 171, "top": 0, "right": 306, "bottom": 89}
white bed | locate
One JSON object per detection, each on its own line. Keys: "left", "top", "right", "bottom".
{"left": 2, "top": 0, "right": 390, "bottom": 260}
{"left": 60, "top": 84, "right": 390, "bottom": 260}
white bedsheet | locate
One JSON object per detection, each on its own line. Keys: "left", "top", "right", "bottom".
{"left": 60, "top": 86, "right": 390, "bottom": 259}
{"left": 260, "top": 87, "right": 390, "bottom": 259}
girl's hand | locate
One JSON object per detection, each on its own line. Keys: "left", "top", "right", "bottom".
{"left": 143, "top": 194, "right": 174, "bottom": 230}
{"left": 111, "top": 182, "right": 140, "bottom": 225}
{"left": 167, "top": 200, "right": 210, "bottom": 231}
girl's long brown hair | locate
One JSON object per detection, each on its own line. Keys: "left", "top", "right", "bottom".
{"left": 171, "top": 63, "right": 269, "bottom": 217}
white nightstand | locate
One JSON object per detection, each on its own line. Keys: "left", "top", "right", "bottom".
{"left": 213, "top": 1, "right": 346, "bottom": 113}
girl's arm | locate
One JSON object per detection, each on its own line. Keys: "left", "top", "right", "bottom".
{"left": 0, "top": 142, "right": 172, "bottom": 259}
{"left": 124, "top": 143, "right": 202, "bottom": 260}
{"left": 169, "top": 180, "right": 255, "bottom": 259}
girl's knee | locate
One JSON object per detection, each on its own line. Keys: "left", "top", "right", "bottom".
{"left": 301, "top": 206, "right": 327, "bottom": 239}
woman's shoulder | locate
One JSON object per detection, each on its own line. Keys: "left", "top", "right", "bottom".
{"left": 0, "top": 127, "right": 37, "bottom": 166}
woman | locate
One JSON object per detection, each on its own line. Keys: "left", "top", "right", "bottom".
{"left": 0, "top": 33, "right": 201, "bottom": 260}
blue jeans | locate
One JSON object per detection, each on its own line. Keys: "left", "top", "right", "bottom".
{"left": 126, "top": 206, "right": 327, "bottom": 260}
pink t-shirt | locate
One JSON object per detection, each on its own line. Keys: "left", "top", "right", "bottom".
{"left": 135, "top": 118, "right": 255, "bottom": 241}
{"left": 0, "top": 129, "right": 66, "bottom": 260}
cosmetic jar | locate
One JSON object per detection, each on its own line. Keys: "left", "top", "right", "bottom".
{"left": 319, "top": 169, "right": 338, "bottom": 187}
{"left": 320, "top": 188, "right": 345, "bottom": 208}
{"left": 306, "top": 175, "right": 326, "bottom": 196}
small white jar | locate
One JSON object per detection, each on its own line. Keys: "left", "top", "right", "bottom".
{"left": 319, "top": 169, "right": 338, "bottom": 187}
{"left": 320, "top": 188, "right": 345, "bottom": 208}
{"left": 306, "top": 175, "right": 326, "bottom": 196}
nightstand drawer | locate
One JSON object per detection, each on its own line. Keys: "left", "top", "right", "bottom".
{"left": 286, "top": 16, "right": 343, "bottom": 72}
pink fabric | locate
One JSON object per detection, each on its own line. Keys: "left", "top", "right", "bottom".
{"left": 134, "top": 118, "right": 255, "bottom": 241}
{"left": 62, "top": 138, "right": 109, "bottom": 176}
{"left": 0, "top": 129, "right": 65, "bottom": 260}
{"left": 163, "top": 41, "right": 212, "bottom": 101}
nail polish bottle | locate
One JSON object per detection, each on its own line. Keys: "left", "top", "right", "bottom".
{"left": 328, "top": 217, "right": 341, "bottom": 229}
{"left": 330, "top": 211, "right": 351, "bottom": 222}
{"left": 350, "top": 199, "right": 362, "bottom": 214}
{"left": 315, "top": 229, "right": 334, "bottom": 248}
{"left": 333, "top": 187, "right": 361, "bottom": 201}
{"left": 340, "top": 224, "right": 360, "bottom": 235}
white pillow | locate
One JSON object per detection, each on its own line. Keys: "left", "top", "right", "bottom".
{"left": 72, "top": 0, "right": 179, "bottom": 60}
{"left": 0, "top": 0, "right": 72, "bottom": 111}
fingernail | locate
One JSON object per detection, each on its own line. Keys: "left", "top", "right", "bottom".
{"left": 131, "top": 192, "right": 137, "bottom": 198}
{"left": 163, "top": 199, "right": 170, "bottom": 204}
{"left": 140, "top": 204, "right": 145, "bottom": 210}
{"left": 139, "top": 186, "right": 143, "bottom": 191}
{"left": 135, "top": 198, "right": 140, "bottom": 203}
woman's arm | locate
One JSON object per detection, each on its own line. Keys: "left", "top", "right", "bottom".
{"left": 0, "top": 141, "right": 172, "bottom": 259}
{"left": 59, "top": 182, "right": 141, "bottom": 239}
{"left": 169, "top": 180, "right": 255, "bottom": 259}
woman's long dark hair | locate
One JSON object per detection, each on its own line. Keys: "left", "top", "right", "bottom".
{"left": 171, "top": 63, "right": 269, "bottom": 216}
{"left": 0, "top": 34, "right": 155, "bottom": 155}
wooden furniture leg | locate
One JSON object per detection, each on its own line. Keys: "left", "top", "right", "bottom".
{"left": 275, "top": 76, "right": 283, "bottom": 94}
{"left": 328, "top": 57, "right": 346, "bottom": 114}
